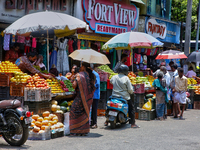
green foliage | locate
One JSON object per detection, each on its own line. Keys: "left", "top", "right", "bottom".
{"left": 171, "top": 0, "right": 199, "bottom": 40}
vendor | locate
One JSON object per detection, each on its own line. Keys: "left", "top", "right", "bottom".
{"left": 113, "top": 54, "right": 128, "bottom": 73}
{"left": 185, "top": 66, "right": 196, "bottom": 79}
{"left": 15, "top": 52, "right": 52, "bottom": 79}
{"left": 5, "top": 43, "right": 20, "bottom": 62}
{"left": 35, "top": 54, "right": 46, "bottom": 71}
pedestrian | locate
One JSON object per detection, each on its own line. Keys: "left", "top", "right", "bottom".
{"left": 173, "top": 68, "right": 188, "bottom": 119}
{"left": 70, "top": 62, "right": 95, "bottom": 136}
{"left": 153, "top": 71, "right": 168, "bottom": 121}
{"left": 90, "top": 65, "right": 100, "bottom": 129}
{"left": 185, "top": 66, "right": 196, "bottom": 79}
{"left": 160, "top": 66, "right": 171, "bottom": 119}
{"left": 113, "top": 54, "right": 128, "bottom": 73}
{"left": 170, "top": 64, "right": 179, "bottom": 117}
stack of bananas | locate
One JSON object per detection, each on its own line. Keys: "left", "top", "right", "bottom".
{"left": 187, "top": 78, "right": 197, "bottom": 85}
{"left": 128, "top": 72, "right": 136, "bottom": 85}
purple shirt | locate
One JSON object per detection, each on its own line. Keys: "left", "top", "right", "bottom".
{"left": 186, "top": 70, "right": 196, "bottom": 78}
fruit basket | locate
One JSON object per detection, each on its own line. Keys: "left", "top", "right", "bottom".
{"left": 0, "top": 73, "right": 13, "bottom": 87}
{"left": 10, "top": 82, "right": 26, "bottom": 97}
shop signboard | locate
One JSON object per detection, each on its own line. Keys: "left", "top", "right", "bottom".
{"left": 0, "top": 0, "right": 70, "bottom": 24}
{"left": 82, "top": 0, "right": 139, "bottom": 35}
{"left": 145, "top": 17, "right": 180, "bottom": 44}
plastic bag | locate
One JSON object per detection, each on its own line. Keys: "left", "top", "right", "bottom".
{"left": 64, "top": 112, "right": 70, "bottom": 135}
{"left": 142, "top": 99, "right": 152, "bottom": 110}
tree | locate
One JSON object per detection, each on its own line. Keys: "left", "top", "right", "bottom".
{"left": 171, "top": 0, "right": 199, "bottom": 40}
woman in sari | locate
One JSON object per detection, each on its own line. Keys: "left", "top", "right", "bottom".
{"left": 70, "top": 62, "right": 95, "bottom": 136}
{"left": 152, "top": 71, "right": 168, "bottom": 121}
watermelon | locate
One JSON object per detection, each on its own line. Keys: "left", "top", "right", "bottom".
{"left": 60, "top": 106, "right": 68, "bottom": 113}
{"left": 60, "top": 101, "right": 68, "bottom": 107}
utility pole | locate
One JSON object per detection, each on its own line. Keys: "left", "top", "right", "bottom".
{"left": 184, "top": 0, "right": 193, "bottom": 56}
{"left": 195, "top": 1, "right": 200, "bottom": 51}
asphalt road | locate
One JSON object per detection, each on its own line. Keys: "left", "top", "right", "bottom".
{"left": 0, "top": 109, "right": 200, "bottom": 150}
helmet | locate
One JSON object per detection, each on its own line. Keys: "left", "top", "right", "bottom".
{"left": 118, "top": 65, "right": 129, "bottom": 75}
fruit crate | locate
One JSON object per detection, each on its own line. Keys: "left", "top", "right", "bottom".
{"left": 98, "top": 72, "right": 108, "bottom": 82}
{"left": 194, "top": 101, "right": 200, "bottom": 109}
{"left": 133, "top": 84, "right": 145, "bottom": 94}
{"left": 138, "top": 108, "right": 156, "bottom": 121}
{"left": 0, "top": 87, "right": 10, "bottom": 100}
{"left": 106, "top": 89, "right": 112, "bottom": 101}
{"left": 98, "top": 99, "right": 107, "bottom": 109}
{"left": 24, "top": 88, "right": 51, "bottom": 101}
{"left": 10, "top": 83, "right": 26, "bottom": 97}
{"left": 107, "top": 79, "right": 113, "bottom": 89}
{"left": 28, "top": 130, "right": 51, "bottom": 140}
{"left": 0, "top": 73, "right": 13, "bottom": 87}
{"left": 100, "top": 82, "right": 107, "bottom": 91}
{"left": 193, "top": 94, "right": 200, "bottom": 101}
{"left": 97, "top": 109, "right": 106, "bottom": 116}
{"left": 24, "top": 100, "right": 51, "bottom": 115}
{"left": 100, "top": 91, "right": 107, "bottom": 101}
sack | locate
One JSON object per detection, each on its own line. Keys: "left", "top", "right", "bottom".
{"left": 64, "top": 112, "right": 70, "bottom": 135}
{"left": 142, "top": 99, "right": 152, "bottom": 110}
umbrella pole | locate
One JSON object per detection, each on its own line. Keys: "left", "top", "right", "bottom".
{"left": 47, "top": 30, "right": 49, "bottom": 72}
{"left": 131, "top": 48, "right": 133, "bottom": 72}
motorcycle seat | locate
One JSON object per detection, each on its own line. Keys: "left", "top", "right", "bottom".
{"left": 0, "top": 99, "right": 21, "bottom": 109}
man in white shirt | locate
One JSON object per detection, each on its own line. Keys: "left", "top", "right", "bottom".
{"left": 109, "top": 65, "right": 139, "bottom": 128}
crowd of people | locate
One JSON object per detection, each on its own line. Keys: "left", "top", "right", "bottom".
{"left": 152, "top": 61, "right": 189, "bottom": 120}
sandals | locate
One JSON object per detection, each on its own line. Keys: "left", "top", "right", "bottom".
{"left": 131, "top": 125, "right": 140, "bottom": 128}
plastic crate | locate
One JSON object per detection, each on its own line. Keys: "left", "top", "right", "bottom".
{"left": 106, "top": 89, "right": 112, "bottom": 101}
{"left": 138, "top": 108, "right": 156, "bottom": 121}
{"left": 98, "top": 99, "right": 107, "bottom": 109}
{"left": 194, "top": 101, "right": 200, "bottom": 109}
{"left": 100, "top": 82, "right": 107, "bottom": 91}
{"left": 107, "top": 79, "right": 113, "bottom": 89}
{"left": 24, "top": 100, "right": 51, "bottom": 115}
{"left": 0, "top": 73, "right": 13, "bottom": 87}
{"left": 53, "top": 113, "right": 64, "bottom": 123}
{"left": 100, "top": 91, "right": 107, "bottom": 100}
{"left": 10, "top": 83, "right": 26, "bottom": 97}
{"left": 28, "top": 129, "right": 51, "bottom": 140}
{"left": 133, "top": 84, "right": 145, "bottom": 94}
{"left": 98, "top": 72, "right": 108, "bottom": 82}
{"left": 24, "top": 88, "right": 51, "bottom": 101}
{"left": 97, "top": 109, "right": 106, "bottom": 116}
{"left": 193, "top": 94, "right": 200, "bottom": 101}
{"left": 135, "top": 112, "right": 139, "bottom": 119}
{"left": 0, "top": 87, "right": 10, "bottom": 100}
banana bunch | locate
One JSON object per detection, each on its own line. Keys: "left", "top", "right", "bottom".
{"left": 187, "top": 78, "right": 197, "bottom": 85}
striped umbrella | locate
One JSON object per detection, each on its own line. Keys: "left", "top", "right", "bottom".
{"left": 155, "top": 50, "right": 187, "bottom": 60}
{"left": 102, "top": 31, "right": 164, "bottom": 50}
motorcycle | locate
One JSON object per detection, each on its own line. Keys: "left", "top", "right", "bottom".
{"left": 106, "top": 96, "right": 129, "bottom": 129}
{"left": 0, "top": 99, "right": 32, "bottom": 146}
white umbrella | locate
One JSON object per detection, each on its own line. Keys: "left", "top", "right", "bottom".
{"left": 69, "top": 49, "right": 110, "bottom": 65}
{"left": 4, "top": 11, "right": 87, "bottom": 71}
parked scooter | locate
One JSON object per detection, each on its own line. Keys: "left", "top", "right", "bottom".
{"left": 106, "top": 96, "right": 129, "bottom": 129}
{"left": 0, "top": 99, "right": 31, "bottom": 146}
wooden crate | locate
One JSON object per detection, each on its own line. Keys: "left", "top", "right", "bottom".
{"left": 10, "top": 83, "right": 26, "bottom": 97}
{"left": 0, "top": 73, "right": 13, "bottom": 87}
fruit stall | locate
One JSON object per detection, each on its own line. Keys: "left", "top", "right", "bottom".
{"left": 0, "top": 61, "right": 75, "bottom": 140}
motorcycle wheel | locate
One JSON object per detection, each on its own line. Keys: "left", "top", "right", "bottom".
{"left": 110, "top": 121, "right": 116, "bottom": 129}
{"left": 2, "top": 114, "right": 29, "bottom": 146}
